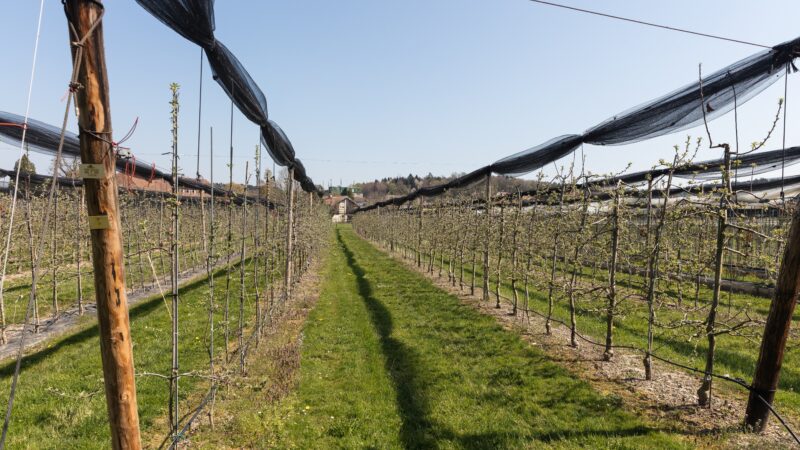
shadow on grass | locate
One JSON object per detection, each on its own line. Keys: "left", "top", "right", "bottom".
{"left": 337, "top": 228, "right": 436, "bottom": 449}
{"left": 0, "top": 273, "right": 213, "bottom": 378}
{"left": 348, "top": 233, "right": 698, "bottom": 444}
{"left": 459, "top": 255, "right": 800, "bottom": 397}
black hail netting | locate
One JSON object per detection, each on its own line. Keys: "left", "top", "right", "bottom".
{"left": 0, "top": 111, "right": 273, "bottom": 205}
{"left": 581, "top": 146, "right": 800, "bottom": 188}
{"left": 358, "top": 143, "right": 800, "bottom": 213}
{"left": 500, "top": 36, "right": 800, "bottom": 177}
{"left": 617, "top": 173, "right": 800, "bottom": 202}
{"left": 501, "top": 172, "right": 800, "bottom": 207}
{"left": 358, "top": 166, "right": 492, "bottom": 212}
{"left": 490, "top": 135, "right": 583, "bottom": 177}
{"left": 134, "top": 0, "right": 319, "bottom": 194}
{"left": 582, "top": 40, "right": 798, "bottom": 145}
{"left": 0, "top": 169, "right": 84, "bottom": 189}
{"left": 509, "top": 146, "right": 800, "bottom": 204}
{"left": 0, "top": 111, "right": 163, "bottom": 179}
{"left": 357, "top": 36, "right": 800, "bottom": 213}
{"left": 0, "top": 112, "right": 80, "bottom": 156}
{"left": 0, "top": 167, "right": 275, "bottom": 207}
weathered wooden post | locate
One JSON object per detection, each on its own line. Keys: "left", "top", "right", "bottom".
{"left": 64, "top": 1, "right": 142, "bottom": 447}
{"left": 745, "top": 205, "right": 800, "bottom": 430}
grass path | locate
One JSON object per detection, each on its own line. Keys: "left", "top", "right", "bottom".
{"left": 256, "top": 226, "right": 690, "bottom": 449}
{"left": 403, "top": 241, "right": 800, "bottom": 417}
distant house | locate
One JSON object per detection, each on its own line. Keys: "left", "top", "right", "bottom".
{"left": 324, "top": 195, "right": 358, "bottom": 223}
{"left": 116, "top": 173, "right": 209, "bottom": 198}
{"left": 115, "top": 172, "right": 171, "bottom": 194}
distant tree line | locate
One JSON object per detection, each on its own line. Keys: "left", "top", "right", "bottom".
{"left": 353, "top": 172, "right": 546, "bottom": 202}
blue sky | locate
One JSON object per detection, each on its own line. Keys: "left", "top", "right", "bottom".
{"left": 2, "top": 0, "right": 799, "bottom": 187}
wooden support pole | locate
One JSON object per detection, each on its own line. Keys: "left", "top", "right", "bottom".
{"left": 64, "top": 1, "right": 142, "bottom": 447}
{"left": 285, "top": 168, "right": 295, "bottom": 302}
{"left": 745, "top": 206, "right": 800, "bottom": 430}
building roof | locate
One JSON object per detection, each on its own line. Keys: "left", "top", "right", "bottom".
{"left": 324, "top": 195, "right": 356, "bottom": 206}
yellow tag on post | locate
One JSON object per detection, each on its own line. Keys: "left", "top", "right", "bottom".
{"left": 80, "top": 164, "right": 106, "bottom": 179}
{"left": 87, "top": 215, "right": 111, "bottom": 230}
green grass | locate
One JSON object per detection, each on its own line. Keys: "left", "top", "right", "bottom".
{"left": 399, "top": 240, "right": 800, "bottom": 420}
{"left": 241, "top": 226, "right": 689, "bottom": 449}
{"left": 0, "top": 244, "right": 216, "bottom": 326}
{"left": 0, "top": 256, "right": 263, "bottom": 449}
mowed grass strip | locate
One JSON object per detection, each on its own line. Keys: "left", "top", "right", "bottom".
{"left": 0, "top": 259, "right": 261, "bottom": 449}
{"left": 263, "top": 226, "right": 689, "bottom": 449}
{"left": 420, "top": 243, "right": 800, "bottom": 417}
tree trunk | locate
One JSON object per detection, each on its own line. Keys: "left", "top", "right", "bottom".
{"left": 604, "top": 184, "right": 621, "bottom": 361}
{"left": 644, "top": 161, "right": 677, "bottom": 380}
{"left": 697, "top": 146, "right": 731, "bottom": 407}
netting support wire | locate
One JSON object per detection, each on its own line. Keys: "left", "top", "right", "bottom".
{"left": 196, "top": 48, "right": 203, "bottom": 180}
{"left": 0, "top": 0, "right": 45, "bottom": 349}
{"left": 0, "top": 1, "right": 50, "bottom": 448}
{"left": 206, "top": 125, "right": 216, "bottom": 427}
{"left": 526, "top": 0, "right": 770, "bottom": 49}
{"left": 781, "top": 63, "right": 789, "bottom": 203}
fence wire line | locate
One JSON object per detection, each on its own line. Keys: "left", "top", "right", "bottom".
{"left": 526, "top": 0, "right": 770, "bottom": 49}
{"left": 0, "top": 0, "right": 46, "bottom": 348}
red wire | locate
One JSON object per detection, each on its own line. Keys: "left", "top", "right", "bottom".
{"left": 0, "top": 123, "right": 26, "bottom": 129}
